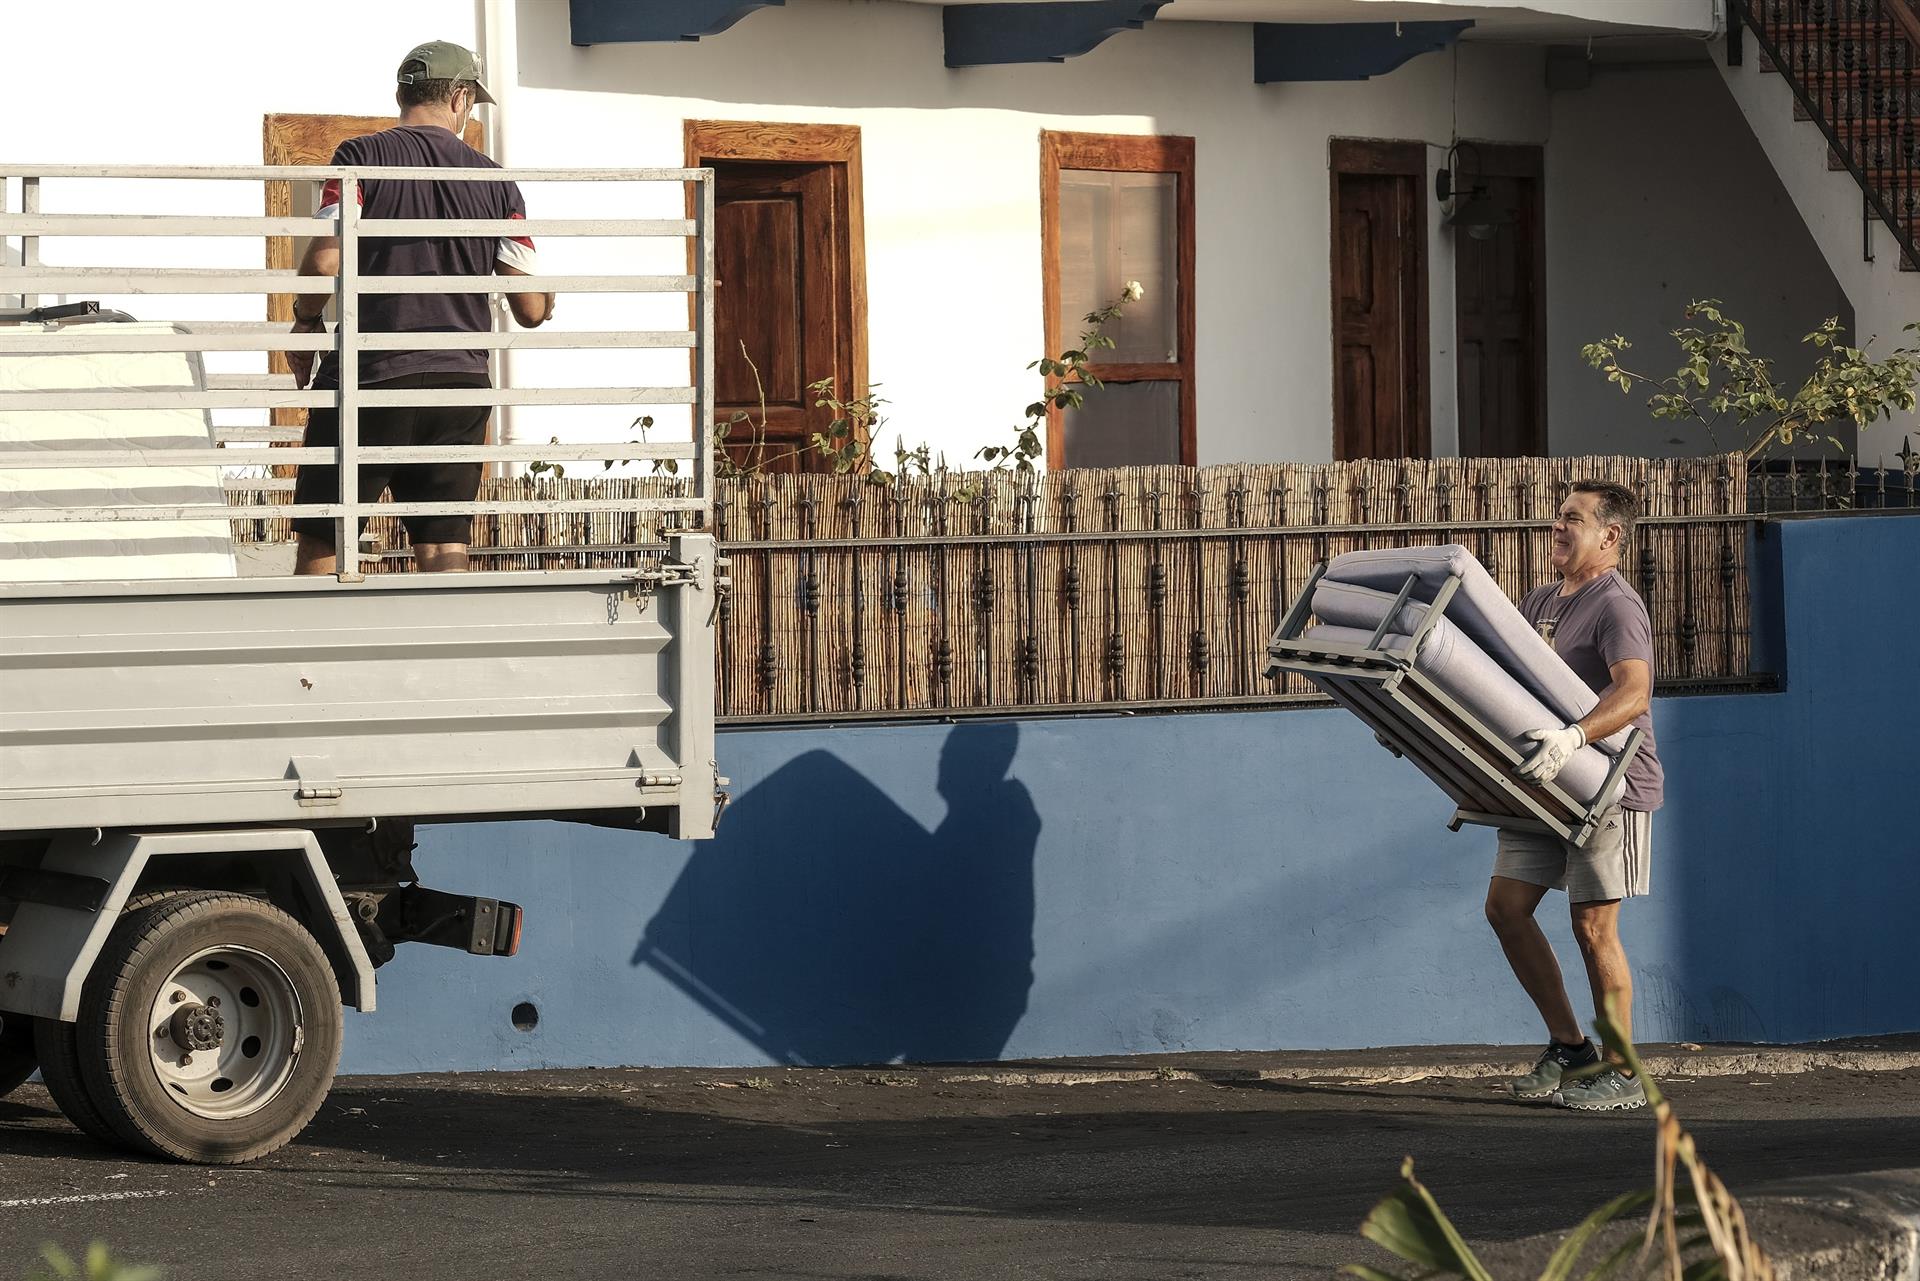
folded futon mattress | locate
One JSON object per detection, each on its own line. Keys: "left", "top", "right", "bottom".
{"left": 1298, "top": 544, "right": 1629, "bottom": 810}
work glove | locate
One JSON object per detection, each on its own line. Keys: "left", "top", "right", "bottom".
{"left": 1517, "top": 724, "right": 1586, "bottom": 785}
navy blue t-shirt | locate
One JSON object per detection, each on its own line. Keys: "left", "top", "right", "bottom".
{"left": 312, "top": 125, "right": 533, "bottom": 389}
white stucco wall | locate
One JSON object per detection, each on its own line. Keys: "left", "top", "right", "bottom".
{"left": 505, "top": 0, "right": 1554, "bottom": 465}
{"left": 1545, "top": 60, "right": 1854, "bottom": 460}
{"left": 12, "top": 0, "right": 1823, "bottom": 471}
{"left": 4, "top": 0, "right": 1557, "bottom": 467}
{"left": 3, "top": 0, "right": 482, "bottom": 441}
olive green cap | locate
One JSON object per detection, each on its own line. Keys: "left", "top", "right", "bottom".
{"left": 397, "top": 40, "right": 496, "bottom": 104}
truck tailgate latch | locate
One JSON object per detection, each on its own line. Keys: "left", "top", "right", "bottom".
{"left": 624, "top": 558, "right": 703, "bottom": 598}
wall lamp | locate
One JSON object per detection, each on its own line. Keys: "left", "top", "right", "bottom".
{"left": 1436, "top": 141, "right": 1512, "bottom": 242}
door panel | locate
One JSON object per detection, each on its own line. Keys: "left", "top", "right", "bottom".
{"left": 1332, "top": 161, "right": 1427, "bottom": 461}
{"left": 714, "top": 192, "right": 803, "bottom": 406}
{"left": 1454, "top": 155, "right": 1545, "bottom": 457}
{"left": 710, "top": 161, "right": 842, "bottom": 473}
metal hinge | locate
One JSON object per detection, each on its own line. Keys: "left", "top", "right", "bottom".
{"left": 290, "top": 756, "right": 343, "bottom": 806}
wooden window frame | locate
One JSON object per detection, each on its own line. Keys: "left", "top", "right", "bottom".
{"left": 1040, "top": 130, "right": 1196, "bottom": 470}
{"left": 1327, "top": 138, "right": 1430, "bottom": 460}
{"left": 683, "top": 120, "right": 869, "bottom": 462}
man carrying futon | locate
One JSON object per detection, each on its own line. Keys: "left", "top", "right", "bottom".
{"left": 1487, "top": 480, "right": 1664, "bottom": 1113}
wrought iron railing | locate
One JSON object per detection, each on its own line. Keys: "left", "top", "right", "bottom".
{"left": 1732, "top": 0, "right": 1920, "bottom": 269}
{"left": 1746, "top": 445, "right": 1920, "bottom": 510}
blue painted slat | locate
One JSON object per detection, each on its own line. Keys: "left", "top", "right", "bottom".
{"left": 568, "top": 0, "right": 784, "bottom": 47}
{"left": 943, "top": 1, "right": 1167, "bottom": 69}
{"left": 1253, "top": 20, "right": 1473, "bottom": 83}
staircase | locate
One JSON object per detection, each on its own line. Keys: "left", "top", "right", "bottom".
{"left": 1733, "top": 0, "right": 1920, "bottom": 270}
{"left": 1717, "top": 0, "right": 1920, "bottom": 442}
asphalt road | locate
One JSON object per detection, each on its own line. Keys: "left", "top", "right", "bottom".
{"left": 0, "top": 1061, "right": 1915, "bottom": 1280}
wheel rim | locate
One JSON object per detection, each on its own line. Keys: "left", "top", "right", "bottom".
{"left": 144, "top": 946, "right": 303, "bottom": 1120}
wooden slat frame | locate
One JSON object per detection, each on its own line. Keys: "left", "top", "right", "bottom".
{"left": 1040, "top": 130, "right": 1197, "bottom": 469}
{"left": 683, "top": 120, "right": 869, "bottom": 470}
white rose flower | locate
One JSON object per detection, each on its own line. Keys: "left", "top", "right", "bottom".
{"left": 1123, "top": 280, "right": 1145, "bottom": 303}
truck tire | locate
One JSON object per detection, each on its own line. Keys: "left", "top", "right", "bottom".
{"left": 32, "top": 889, "right": 192, "bottom": 1141}
{"left": 74, "top": 892, "right": 342, "bottom": 1164}
{"left": 35, "top": 1016, "right": 120, "bottom": 1143}
{"left": 0, "top": 1016, "right": 37, "bottom": 1098}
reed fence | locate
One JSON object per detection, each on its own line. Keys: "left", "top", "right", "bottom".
{"left": 226, "top": 453, "right": 1760, "bottom": 721}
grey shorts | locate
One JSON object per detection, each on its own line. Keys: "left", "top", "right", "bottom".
{"left": 1494, "top": 807, "right": 1652, "bottom": 903}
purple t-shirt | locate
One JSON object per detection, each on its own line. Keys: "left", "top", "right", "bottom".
{"left": 312, "top": 125, "right": 532, "bottom": 389}
{"left": 1518, "top": 570, "right": 1665, "bottom": 812}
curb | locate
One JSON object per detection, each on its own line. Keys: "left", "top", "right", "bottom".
{"left": 937, "top": 1046, "right": 1920, "bottom": 1089}
{"left": 1469, "top": 1170, "right": 1920, "bottom": 1281}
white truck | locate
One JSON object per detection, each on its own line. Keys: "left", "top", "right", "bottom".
{"left": 0, "top": 164, "right": 722, "bottom": 1163}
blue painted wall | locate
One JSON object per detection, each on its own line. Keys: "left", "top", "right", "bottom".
{"left": 341, "top": 515, "right": 1920, "bottom": 1073}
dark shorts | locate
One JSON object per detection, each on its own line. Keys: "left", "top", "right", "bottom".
{"left": 291, "top": 372, "right": 491, "bottom": 548}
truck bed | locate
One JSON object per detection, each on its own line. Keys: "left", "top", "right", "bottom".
{"left": 0, "top": 561, "right": 718, "bottom": 838}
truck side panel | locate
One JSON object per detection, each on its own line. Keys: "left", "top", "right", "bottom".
{"left": 0, "top": 569, "right": 708, "bottom": 834}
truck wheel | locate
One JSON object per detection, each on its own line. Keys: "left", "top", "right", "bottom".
{"left": 0, "top": 1016, "right": 37, "bottom": 1097}
{"left": 33, "top": 889, "right": 192, "bottom": 1141}
{"left": 75, "top": 892, "right": 342, "bottom": 1164}
{"left": 34, "top": 1017, "right": 119, "bottom": 1142}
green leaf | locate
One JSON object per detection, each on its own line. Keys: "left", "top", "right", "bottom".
{"left": 1578, "top": 1233, "right": 1649, "bottom": 1281}
{"left": 1539, "top": 1188, "right": 1655, "bottom": 1281}
{"left": 1339, "top": 1267, "right": 1415, "bottom": 1281}
{"left": 1354, "top": 1160, "right": 1494, "bottom": 1281}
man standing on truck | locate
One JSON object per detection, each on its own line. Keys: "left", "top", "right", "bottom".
{"left": 286, "top": 39, "right": 554, "bottom": 574}
{"left": 1484, "top": 479, "right": 1664, "bottom": 1113}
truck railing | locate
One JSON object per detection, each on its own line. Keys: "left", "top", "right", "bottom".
{"left": 0, "top": 163, "right": 715, "bottom": 579}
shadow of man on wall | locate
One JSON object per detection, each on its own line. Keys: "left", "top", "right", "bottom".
{"left": 631, "top": 721, "right": 1039, "bottom": 1066}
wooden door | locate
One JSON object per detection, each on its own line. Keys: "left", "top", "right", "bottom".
{"left": 1330, "top": 141, "right": 1429, "bottom": 461}
{"left": 686, "top": 121, "right": 867, "bottom": 478}
{"left": 1454, "top": 148, "right": 1545, "bottom": 457}
{"left": 712, "top": 161, "right": 842, "bottom": 474}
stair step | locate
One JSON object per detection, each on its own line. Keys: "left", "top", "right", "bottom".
{"left": 1779, "top": 67, "right": 1920, "bottom": 86}
{"left": 1794, "top": 91, "right": 1920, "bottom": 120}
{"left": 1758, "top": 25, "right": 1904, "bottom": 53}
{"left": 1828, "top": 143, "right": 1920, "bottom": 168}
{"left": 1838, "top": 172, "right": 1920, "bottom": 194}
{"left": 1752, "top": 20, "right": 1903, "bottom": 38}
{"left": 1816, "top": 110, "right": 1920, "bottom": 131}
{"left": 1748, "top": 0, "right": 1890, "bottom": 23}
{"left": 1760, "top": 46, "right": 1917, "bottom": 75}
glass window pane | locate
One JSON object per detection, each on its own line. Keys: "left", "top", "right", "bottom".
{"left": 1057, "top": 171, "right": 1177, "bottom": 364}
{"left": 1061, "top": 380, "right": 1180, "bottom": 468}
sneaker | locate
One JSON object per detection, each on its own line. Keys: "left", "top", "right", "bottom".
{"left": 1508, "top": 1039, "right": 1600, "bottom": 1100}
{"left": 1553, "top": 1067, "right": 1648, "bottom": 1112}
